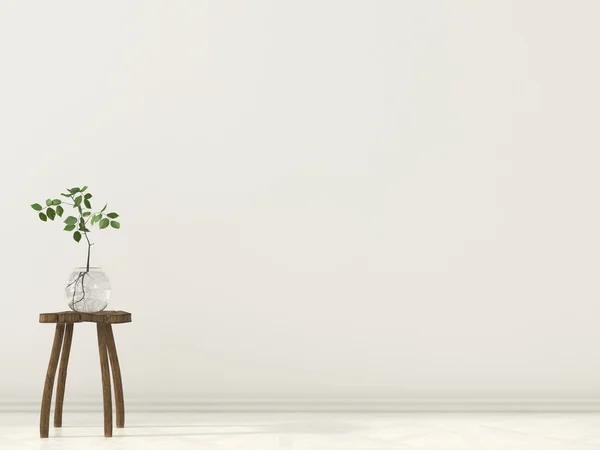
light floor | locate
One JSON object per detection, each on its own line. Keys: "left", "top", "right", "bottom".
{"left": 3, "top": 412, "right": 600, "bottom": 449}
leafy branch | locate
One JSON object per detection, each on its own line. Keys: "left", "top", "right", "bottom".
{"left": 31, "top": 185, "right": 121, "bottom": 273}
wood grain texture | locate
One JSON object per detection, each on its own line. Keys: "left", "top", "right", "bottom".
{"left": 40, "top": 311, "right": 131, "bottom": 324}
{"left": 40, "top": 324, "right": 65, "bottom": 438}
{"left": 97, "top": 323, "right": 113, "bottom": 437}
{"left": 106, "top": 325, "right": 125, "bottom": 428}
{"left": 54, "top": 323, "right": 74, "bottom": 427}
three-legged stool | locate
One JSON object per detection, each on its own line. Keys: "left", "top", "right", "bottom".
{"left": 39, "top": 311, "right": 132, "bottom": 438}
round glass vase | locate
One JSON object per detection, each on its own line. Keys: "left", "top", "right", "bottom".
{"left": 65, "top": 267, "right": 112, "bottom": 313}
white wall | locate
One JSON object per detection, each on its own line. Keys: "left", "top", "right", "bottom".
{"left": 2, "top": 0, "right": 600, "bottom": 409}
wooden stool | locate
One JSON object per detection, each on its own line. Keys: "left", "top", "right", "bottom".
{"left": 39, "top": 310, "right": 132, "bottom": 438}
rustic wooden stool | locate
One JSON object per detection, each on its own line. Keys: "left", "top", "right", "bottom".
{"left": 39, "top": 310, "right": 132, "bottom": 438}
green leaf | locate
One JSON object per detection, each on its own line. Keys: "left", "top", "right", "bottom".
{"left": 56, "top": 205, "right": 64, "bottom": 217}
{"left": 101, "top": 203, "right": 107, "bottom": 213}
{"left": 84, "top": 193, "right": 92, "bottom": 199}
{"left": 83, "top": 211, "right": 91, "bottom": 217}
{"left": 91, "top": 214, "right": 101, "bottom": 225}
{"left": 61, "top": 192, "right": 71, "bottom": 197}
{"left": 110, "top": 221, "right": 121, "bottom": 229}
{"left": 73, "top": 231, "right": 81, "bottom": 242}
{"left": 64, "top": 216, "right": 78, "bottom": 225}
{"left": 52, "top": 199, "right": 61, "bottom": 205}
{"left": 107, "top": 212, "right": 119, "bottom": 219}
{"left": 39, "top": 212, "right": 47, "bottom": 222}
{"left": 64, "top": 224, "right": 76, "bottom": 231}
{"left": 46, "top": 207, "right": 55, "bottom": 220}
{"left": 99, "top": 218, "right": 110, "bottom": 229}
{"left": 81, "top": 186, "right": 88, "bottom": 192}
{"left": 84, "top": 199, "right": 91, "bottom": 209}
{"left": 69, "top": 187, "right": 80, "bottom": 193}
{"left": 45, "top": 199, "right": 52, "bottom": 206}
{"left": 31, "top": 203, "right": 43, "bottom": 211}
{"left": 74, "top": 196, "right": 82, "bottom": 206}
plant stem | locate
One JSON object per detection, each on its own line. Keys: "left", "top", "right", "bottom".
{"left": 70, "top": 193, "right": 94, "bottom": 272}
{"left": 84, "top": 232, "right": 92, "bottom": 272}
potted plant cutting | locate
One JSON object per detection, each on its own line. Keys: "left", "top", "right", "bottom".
{"left": 31, "top": 186, "right": 121, "bottom": 312}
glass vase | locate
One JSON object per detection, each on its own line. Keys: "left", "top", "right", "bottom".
{"left": 65, "top": 267, "right": 111, "bottom": 312}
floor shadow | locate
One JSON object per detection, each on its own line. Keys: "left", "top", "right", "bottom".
{"left": 57, "top": 430, "right": 267, "bottom": 438}
{"left": 64, "top": 424, "right": 262, "bottom": 429}
{"left": 55, "top": 420, "right": 364, "bottom": 438}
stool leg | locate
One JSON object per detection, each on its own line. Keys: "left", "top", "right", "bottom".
{"left": 54, "top": 323, "right": 74, "bottom": 427}
{"left": 97, "top": 323, "right": 112, "bottom": 437}
{"left": 40, "top": 323, "right": 65, "bottom": 438}
{"left": 106, "top": 324, "right": 125, "bottom": 428}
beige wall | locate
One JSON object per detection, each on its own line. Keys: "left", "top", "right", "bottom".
{"left": 1, "top": 0, "right": 600, "bottom": 408}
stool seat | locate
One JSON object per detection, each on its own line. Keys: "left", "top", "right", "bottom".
{"left": 39, "top": 310, "right": 131, "bottom": 438}
{"left": 40, "top": 310, "right": 132, "bottom": 324}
